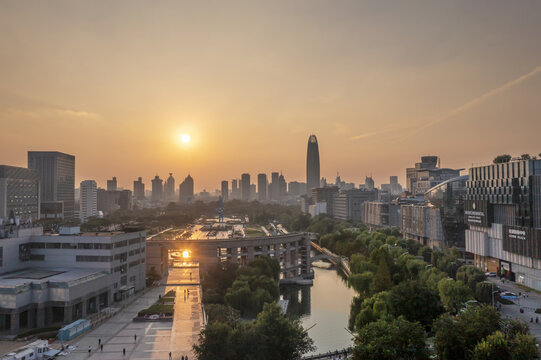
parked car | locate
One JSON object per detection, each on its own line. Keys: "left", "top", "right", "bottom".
{"left": 485, "top": 272, "right": 497, "bottom": 277}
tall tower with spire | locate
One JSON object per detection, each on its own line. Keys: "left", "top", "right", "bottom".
{"left": 306, "top": 134, "right": 320, "bottom": 194}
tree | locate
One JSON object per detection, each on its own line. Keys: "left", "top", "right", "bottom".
{"left": 388, "top": 281, "right": 443, "bottom": 328}
{"left": 475, "top": 282, "right": 495, "bottom": 304}
{"left": 434, "top": 305, "right": 501, "bottom": 360}
{"left": 352, "top": 317, "right": 429, "bottom": 360}
{"left": 494, "top": 154, "right": 512, "bottom": 163}
{"left": 193, "top": 321, "right": 234, "bottom": 360}
{"left": 253, "top": 303, "right": 315, "bottom": 359}
{"left": 373, "top": 256, "right": 393, "bottom": 293}
{"left": 438, "top": 279, "right": 473, "bottom": 314}
{"left": 472, "top": 331, "right": 511, "bottom": 360}
{"left": 521, "top": 154, "right": 531, "bottom": 160}
{"left": 348, "top": 272, "right": 374, "bottom": 297}
{"left": 510, "top": 333, "right": 539, "bottom": 359}
{"left": 456, "top": 265, "right": 486, "bottom": 293}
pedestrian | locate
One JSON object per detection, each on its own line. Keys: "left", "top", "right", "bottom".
{"left": 88, "top": 346, "right": 91, "bottom": 355}
{"left": 101, "top": 344, "right": 103, "bottom": 352}
{"left": 190, "top": 272, "right": 192, "bottom": 280}
{"left": 123, "top": 348, "right": 126, "bottom": 357}
{"left": 181, "top": 356, "right": 184, "bottom": 360}
{"left": 169, "top": 352, "right": 172, "bottom": 360}
{"left": 98, "top": 338, "right": 101, "bottom": 346}
{"left": 134, "top": 334, "right": 137, "bottom": 342}
{"left": 537, "top": 317, "right": 539, "bottom": 324}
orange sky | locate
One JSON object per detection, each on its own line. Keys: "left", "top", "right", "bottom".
{"left": 1, "top": 1, "right": 540, "bottom": 192}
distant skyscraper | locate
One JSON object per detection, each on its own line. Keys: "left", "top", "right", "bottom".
{"left": 28, "top": 151, "right": 75, "bottom": 219}
{"left": 231, "top": 179, "right": 239, "bottom": 199}
{"left": 278, "top": 173, "right": 287, "bottom": 200}
{"left": 221, "top": 180, "right": 229, "bottom": 201}
{"left": 164, "top": 173, "right": 176, "bottom": 201}
{"left": 151, "top": 175, "right": 163, "bottom": 201}
{"left": 270, "top": 172, "right": 279, "bottom": 201}
{"left": 240, "top": 173, "right": 250, "bottom": 202}
{"left": 365, "top": 176, "right": 375, "bottom": 191}
{"left": 107, "top": 177, "right": 117, "bottom": 191}
{"left": 0, "top": 165, "right": 40, "bottom": 223}
{"left": 179, "top": 175, "right": 194, "bottom": 203}
{"left": 306, "top": 135, "right": 320, "bottom": 194}
{"left": 133, "top": 177, "right": 145, "bottom": 199}
{"left": 257, "top": 173, "right": 267, "bottom": 201}
{"left": 79, "top": 180, "right": 97, "bottom": 223}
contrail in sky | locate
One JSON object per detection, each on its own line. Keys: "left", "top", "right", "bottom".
{"left": 405, "top": 65, "right": 541, "bottom": 138}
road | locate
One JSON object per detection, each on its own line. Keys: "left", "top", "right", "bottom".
{"left": 67, "top": 267, "right": 203, "bottom": 359}
{"left": 488, "top": 278, "right": 541, "bottom": 343}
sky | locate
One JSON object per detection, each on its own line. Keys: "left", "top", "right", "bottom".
{"left": 1, "top": 1, "right": 540, "bottom": 192}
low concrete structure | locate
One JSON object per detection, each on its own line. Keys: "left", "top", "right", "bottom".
{"left": 0, "top": 225, "right": 146, "bottom": 334}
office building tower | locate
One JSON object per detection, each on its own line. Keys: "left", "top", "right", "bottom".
{"left": 466, "top": 158, "right": 541, "bottom": 290}
{"left": 364, "top": 176, "right": 375, "bottom": 191}
{"left": 97, "top": 188, "right": 132, "bottom": 215}
{"left": 334, "top": 188, "right": 378, "bottom": 221}
{"left": 79, "top": 180, "right": 97, "bottom": 223}
{"left": 179, "top": 175, "right": 194, "bottom": 204}
{"left": 270, "top": 172, "right": 279, "bottom": 201}
{"left": 311, "top": 186, "right": 339, "bottom": 216}
{"left": 240, "top": 173, "right": 250, "bottom": 202}
{"left": 278, "top": 174, "right": 287, "bottom": 200}
{"left": 151, "top": 175, "right": 163, "bottom": 201}
{"left": 0, "top": 165, "right": 40, "bottom": 224}
{"left": 406, "top": 156, "right": 461, "bottom": 196}
{"left": 164, "top": 173, "right": 175, "bottom": 201}
{"left": 231, "top": 179, "right": 239, "bottom": 200}
{"left": 288, "top": 181, "right": 306, "bottom": 196}
{"left": 257, "top": 174, "right": 267, "bottom": 201}
{"left": 390, "top": 176, "right": 402, "bottom": 195}
{"left": 133, "top": 177, "right": 145, "bottom": 199}
{"left": 306, "top": 134, "right": 320, "bottom": 194}
{"left": 107, "top": 177, "right": 117, "bottom": 191}
{"left": 28, "top": 151, "right": 75, "bottom": 219}
{"left": 221, "top": 180, "right": 229, "bottom": 201}
{"left": 250, "top": 184, "right": 257, "bottom": 201}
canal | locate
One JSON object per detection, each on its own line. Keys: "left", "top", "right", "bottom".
{"left": 281, "top": 261, "right": 356, "bottom": 355}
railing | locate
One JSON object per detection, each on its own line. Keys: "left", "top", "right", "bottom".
{"left": 311, "top": 242, "right": 351, "bottom": 277}
{"left": 303, "top": 348, "right": 351, "bottom": 359}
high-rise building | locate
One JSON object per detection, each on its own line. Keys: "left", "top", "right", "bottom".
{"left": 288, "top": 181, "right": 306, "bottom": 196}
{"left": 306, "top": 134, "right": 320, "bottom": 194}
{"left": 311, "top": 186, "right": 339, "bottom": 216}
{"left": 0, "top": 165, "right": 40, "bottom": 224}
{"left": 179, "top": 175, "right": 194, "bottom": 204}
{"left": 406, "top": 156, "right": 461, "bottom": 196}
{"left": 164, "top": 173, "right": 176, "bottom": 201}
{"left": 240, "top": 173, "right": 250, "bottom": 202}
{"left": 221, "top": 180, "right": 229, "bottom": 201}
{"left": 466, "top": 158, "right": 541, "bottom": 289}
{"left": 390, "top": 176, "right": 402, "bottom": 195}
{"left": 79, "top": 180, "right": 97, "bottom": 223}
{"left": 107, "top": 177, "right": 117, "bottom": 191}
{"left": 97, "top": 188, "right": 133, "bottom": 215}
{"left": 151, "top": 175, "right": 163, "bottom": 201}
{"left": 28, "top": 151, "right": 75, "bottom": 219}
{"left": 364, "top": 176, "right": 375, "bottom": 191}
{"left": 334, "top": 189, "right": 378, "bottom": 221}
{"left": 270, "top": 172, "right": 279, "bottom": 201}
{"left": 133, "top": 177, "right": 145, "bottom": 199}
{"left": 231, "top": 179, "right": 239, "bottom": 200}
{"left": 257, "top": 173, "right": 267, "bottom": 201}
{"left": 278, "top": 173, "right": 287, "bottom": 200}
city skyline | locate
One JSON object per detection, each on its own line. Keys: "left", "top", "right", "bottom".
{"left": 1, "top": 1, "right": 541, "bottom": 191}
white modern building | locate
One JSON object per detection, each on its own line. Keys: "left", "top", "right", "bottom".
{"left": 79, "top": 180, "right": 97, "bottom": 223}
{"left": 0, "top": 224, "right": 146, "bottom": 334}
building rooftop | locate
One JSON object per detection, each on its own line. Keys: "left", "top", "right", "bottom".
{"left": 0, "top": 268, "right": 107, "bottom": 288}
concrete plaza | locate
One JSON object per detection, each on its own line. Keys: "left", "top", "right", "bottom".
{"left": 66, "top": 267, "right": 202, "bottom": 359}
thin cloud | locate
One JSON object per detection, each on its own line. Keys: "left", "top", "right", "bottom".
{"left": 3, "top": 107, "right": 102, "bottom": 121}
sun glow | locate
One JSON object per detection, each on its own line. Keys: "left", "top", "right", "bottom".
{"left": 180, "top": 133, "right": 191, "bottom": 143}
{"left": 182, "top": 250, "right": 190, "bottom": 258}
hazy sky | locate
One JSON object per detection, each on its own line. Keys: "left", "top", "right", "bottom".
{"left": 1, "top": 1, "right": 540, "bottom": 192}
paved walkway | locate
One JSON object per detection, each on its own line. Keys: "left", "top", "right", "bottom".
{"left": 66, "top": 267, "right": 202, "bottom": 359}
{"left": 488, "top": 278, "right": 541, "bottom": 343}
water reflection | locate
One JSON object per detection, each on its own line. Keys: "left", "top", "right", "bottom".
{"left": 281, "top": 262, "right": 355, "bottom": 355}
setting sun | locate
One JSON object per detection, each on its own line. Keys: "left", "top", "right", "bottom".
{"left": 181, "top": 134, "right": 191, "bottom": 144}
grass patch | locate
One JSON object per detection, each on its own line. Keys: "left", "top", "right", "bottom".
{"left": 516, "top": 283, "right": 541, "bottom": 295}
{"left": 244, "top": 228, "right": 266, "bottom": 237}
{"left": 138, "top": 304, "right": 174, "bottom": 316}
{"left": 17, "top": 326, "right": 61, "bottom": 339}
{"left": 164, "top": 289, "right": 176, "bottom": 297}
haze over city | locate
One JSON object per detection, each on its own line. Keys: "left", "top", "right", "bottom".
{"left": 1, "top": 1, "right": 541, "bottom": 191}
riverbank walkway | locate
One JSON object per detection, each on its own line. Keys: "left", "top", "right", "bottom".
{"left": 66, "top": 267, "right": 202, "bottom": 359}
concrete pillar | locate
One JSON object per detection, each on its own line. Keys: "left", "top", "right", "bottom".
{"left": 36, "top": 305, "right": 45, "bottom": 328}
{"left": 64, "top": 304, "right": 73, "bottom": 323}
{"left": 10, "top": 312, "right": 19, "bottom": 335}
{"left": 285, "top": 242, "right": 291, "bottom": 270}
{"left": 247, "top": 246, "right": 255, "bottom": 262}
{"left": 262, "top": 245, "right": 269, "bottom": 258}
{"left": 81, "top": 299, "right": 87, "bottom": 318}
{"left": 46, "top": 307, "right": 53, "bottom": 326}
{"left": 274, "top": 245, "right": 280, "bottom": 264}
{"left": 231, "top": 246, "right": 239, "bottom": 263}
